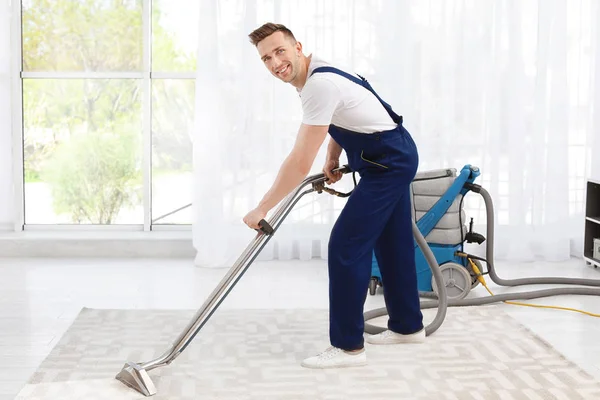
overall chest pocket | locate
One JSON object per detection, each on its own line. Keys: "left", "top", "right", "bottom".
{"left": 360, "top": 150, "right": 389, "bottom": 169}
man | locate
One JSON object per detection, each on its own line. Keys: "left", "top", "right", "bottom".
{"left": 243, "top": 23, "right": 425, "bottom": 369}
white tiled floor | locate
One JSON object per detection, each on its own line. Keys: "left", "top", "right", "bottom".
{"left": 1, "top": 256, "right": 600, "bottom": 399}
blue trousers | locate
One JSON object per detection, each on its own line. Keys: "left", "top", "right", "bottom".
{"left": 327, "top": 132, "right": 424, "bottom": 350}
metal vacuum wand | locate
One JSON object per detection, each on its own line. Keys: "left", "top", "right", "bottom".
{"left": 115, "top": 166, "right": 352, "bottom": 396}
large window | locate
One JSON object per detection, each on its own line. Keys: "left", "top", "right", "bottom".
{"left": 20, "top": 0, "right": 197, "bottom": 227}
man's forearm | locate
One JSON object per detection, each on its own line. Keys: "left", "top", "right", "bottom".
{"left": 258, "top": 155, "right": 309, "bottom": 213}
{"left": 326, "top": 138, "right": 343, "bottom": 161}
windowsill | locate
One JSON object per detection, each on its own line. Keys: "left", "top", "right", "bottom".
{"left": 0, "top": 229, "right": 192, "bottom": 240}
{"left": 0, "top": 229, "right": 195, "bottom": 258}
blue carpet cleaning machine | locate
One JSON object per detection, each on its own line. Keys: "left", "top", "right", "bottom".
{"left": 369, "top": 165, "right": 485, "bottom": 298}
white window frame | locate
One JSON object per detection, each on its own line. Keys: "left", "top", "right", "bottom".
{"left": 12, "top": 0, "right": 193, "bottom": 232}
{"left": 10, "top": 0, "right": 22, "bottom": 232}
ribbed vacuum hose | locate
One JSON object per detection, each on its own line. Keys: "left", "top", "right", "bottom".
{"left": 364, "top": 185, "right": 600, "bottom": 335}
{"left": 480, "top": 187, "right": 600, "bottom": 287}
{"left": 364, "top": 221, "right": 448, "bottom": 336}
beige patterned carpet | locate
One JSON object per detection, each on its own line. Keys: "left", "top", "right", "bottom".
{"left": 14, "top": 305, "right": 600, "bottom": 400}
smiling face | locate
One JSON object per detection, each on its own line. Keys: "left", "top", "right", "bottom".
{"left": 257, "top": 31, "right": 304, "bottom": 86}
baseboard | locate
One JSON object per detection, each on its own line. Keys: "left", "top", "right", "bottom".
{"left": 0, "top": 231, "right": 195, "bottom": 258}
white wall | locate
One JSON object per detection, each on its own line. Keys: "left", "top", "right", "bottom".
{"left": 0, "top": 0, "right": 14, "bottom": 230}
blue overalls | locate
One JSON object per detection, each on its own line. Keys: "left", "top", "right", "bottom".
{"left": 311, "top": 66, "right": 424, "bottom": 351}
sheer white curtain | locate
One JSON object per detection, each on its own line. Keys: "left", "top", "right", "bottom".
{"left": 0, "top": 0, "right": 13, "bottom": 230}
{"left": 192, "top": 0, "right": 600, "bottom": 268}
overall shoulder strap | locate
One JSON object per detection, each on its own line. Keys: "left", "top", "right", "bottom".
{"left": 311, "top": 66, "right": 402, "bottom": 124}
{"left": 311, "top": 66, "right": 364, "bottom": 86}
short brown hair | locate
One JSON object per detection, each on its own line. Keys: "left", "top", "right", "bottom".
{"left": 248, "top": 23, "right": 296, "bottom": 46}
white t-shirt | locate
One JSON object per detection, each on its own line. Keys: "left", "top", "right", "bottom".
{"left": 298, "top": 55, "right": 397, "bottom": 133}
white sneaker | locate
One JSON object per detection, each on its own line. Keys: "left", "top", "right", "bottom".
{"left": 301, "top": 346, "right": 367, "bottom": 369}
{"left": 365, "top": 328, "right": 426, "bottom": 345}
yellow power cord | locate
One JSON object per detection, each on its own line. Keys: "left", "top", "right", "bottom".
{"left": 466, "top": 257, "right": 600, "bottom": 318}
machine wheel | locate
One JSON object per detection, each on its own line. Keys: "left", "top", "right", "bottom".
{"left": 431, "top": 262, "right": 472, "bottom": 300}
{"left": 369, "top": 277, "right": 379, "bottom": 295}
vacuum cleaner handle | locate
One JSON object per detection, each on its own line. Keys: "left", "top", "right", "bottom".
{"left": 256, "top": 219, "right": 274, "bottom": 235}
{"left": 333, "top": 165, "right": 352, "bottom": 175}
{"left": 255, "top": 165, "right": 351, "bottom": 236}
